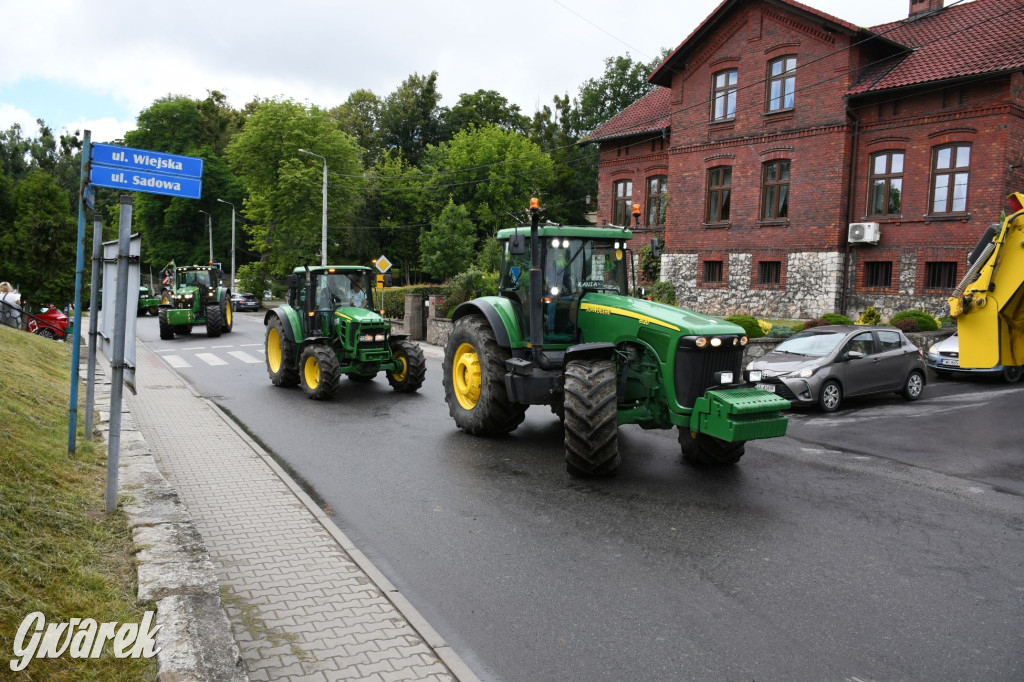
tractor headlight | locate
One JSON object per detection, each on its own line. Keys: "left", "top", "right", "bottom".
{"left": 358, "top": 334, "right": 374, "bottom": 342}
{"left": 375, "top": 333, "right": 385, "bottom": 342}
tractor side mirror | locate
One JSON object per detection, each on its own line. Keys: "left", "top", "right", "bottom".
{"left": 509, "top": 234, "right": 526, "bottom": 256}
{"left": 286, "top": 274, "right": 299, "bottom": 289}
{"left": 650, "top": 238, "right": 660, "bottom": 259}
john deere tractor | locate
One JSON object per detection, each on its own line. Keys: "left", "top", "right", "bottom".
{"left": 264, "top": 266, "right": 426, "bottom": 399}
{"left": 442, "top": 200, "right": 790, "bottom": 476}
{"left": 158, "top": 263, "right": 233, "bottom": 339}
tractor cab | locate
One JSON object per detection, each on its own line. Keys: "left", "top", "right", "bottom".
{"left": 286, "top": 266, "right": 378, "bottom": 338}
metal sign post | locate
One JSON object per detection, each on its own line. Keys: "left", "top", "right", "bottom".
{"left": 68, "top": 131, "right": 91, "bottom": 453}
{"left": 105, "top": 196, "right": 133, "bottom": 514}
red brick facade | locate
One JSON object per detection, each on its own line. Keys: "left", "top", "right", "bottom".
{"left": 589, "top": 0, "right": 1024, "bottom": 319}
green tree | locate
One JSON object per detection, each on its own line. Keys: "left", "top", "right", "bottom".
{"left": 420, "top": 200, "right": 475, "bottom": 280}
{"left": 441, "top": 90, "right": 529, "bottom": 137}
{"left": 331, "top": 89, "right": 382, "bottom": 167}
{"left": 378, "top": 72, "right": 444, "bottom": 167}
{"left": 566, "top": 51, "right": 667, "bottom": 136}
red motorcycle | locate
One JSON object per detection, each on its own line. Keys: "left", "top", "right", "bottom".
{"left": 27, "top": 305, "right": 70, "bottom": 340}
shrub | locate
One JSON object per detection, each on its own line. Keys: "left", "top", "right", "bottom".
{"left": 769, "top": 324, "right": 797, "bottom": 338}
{"left": 649, "top": 280, "right": 677, "bottom": 305}
{"left": 893, "top": 318, "right": 920, "bottom": 333}
{"left": 377, "top": 284, "right": 444, "bottom": 319}
{"left": 442, "top": 270, "right": 499, "bottom": 315}
{"left": 938, "top": 316, "right": 955, "bottom": 328}
{"left": 891, "top": 309, "right": 939, "bottom": 332}
{"left": 757, "top": 319, "right": 772, "bottom": 336}
{"left": 820, "top": 313, "right": 854, "bottom": 326}
{"left": 857, "top": 306, "right": 882, "bottom": 326}
{"left": 725, "top": 314, "right": 765, "bottom": 339}
{"left": 803, "top": 318, "right": 826, "bottom": 330}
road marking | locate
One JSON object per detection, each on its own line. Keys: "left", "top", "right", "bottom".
{"left": 164, "top": 355, "right": 191, "bottom": 368}
{"left": 181, "top": 346, "right": 206, "bottom": 351}
{"left": 240, "top": 343, "right": 262, "bottom": 348}
{"left": 196, "top": 353, "right": 228, "bottom": 366}
{"left": 211, "top": 344, "right": 234, "bottom": 348}
{"left": 227, "top": 351, "right": 262, "bottom": 364}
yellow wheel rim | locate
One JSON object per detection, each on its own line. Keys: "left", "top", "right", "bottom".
{"left": 452, "top": 342, "right": 482, "bottom": 410}
{"left": 267, "top": 328, "right": 282, "bottom": 372}
{"left": 226, "top": 304, "right": 232, "bottom": 326}
{"left": 392, "top": 354, "right": 408, "bottom": 382}
{"left": 304, "top": 355, "right": 320, "bottom": 389}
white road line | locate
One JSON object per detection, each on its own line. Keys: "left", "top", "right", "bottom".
{"left": 181, "top": 346, "right": 206, "bottom": 351}
{"left": 211, "top": 344, "right": 234, "bottom": 348}
{"left": 240, "top": 343, "right": 262, "bottom": 348}
{"left": 164, "top": 355, "right": 191, "bottom": 368}
{"left": 196, "top": 352, "right": 228, "bottom": 366}
{"left": 227, "top": 351, "right": 262, "bottom": 364}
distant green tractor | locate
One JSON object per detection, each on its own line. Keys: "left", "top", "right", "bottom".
{"left": 138, "top": 285, "right": 161, "bottom": 316}
{"left": 264, "top": 266, "right": 425, "bottom": 399}
{"left": 158, "top": 263, "right": 233, "bottom": 339}
{"left": 442, "top": 201, "right": 790, "bottom": 476}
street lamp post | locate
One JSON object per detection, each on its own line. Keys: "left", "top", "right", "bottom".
{"left": 198, "top": 209, "right": 213, "bottom": 264}
{"left": 298, "top": 148, "right": 328, "bottom": 266}
{"left": 216, "top": 198, "right": 236, "bottom": 291}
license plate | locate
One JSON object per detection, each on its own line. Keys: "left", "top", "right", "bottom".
{"left": 755, "top": 383, "right": 776, "bottom": 393}
{"left": 940, "top": 358, "right": 960, "bottom": 367}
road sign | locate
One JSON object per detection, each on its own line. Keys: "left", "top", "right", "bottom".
{"left": 375, "top": 255, "right": 392, "bottom": 273}
{"left": 376, "top": 274, "right": 385, "bottom": 289}
{"left": 89, "top": 166, "right": 202, "bottom": 200}
{"left": 83, "top": 184, "right": 95, "bottom": 209}
{"left": 92, "top": 143, "right": 204, "bottom": 178}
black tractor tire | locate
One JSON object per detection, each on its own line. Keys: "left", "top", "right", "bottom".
{"left": 266, "top": 315, "right": 299, "bottom": 387}
{"left": 158, "top": 309, "right": 174, "bottom": 340}
{"left": 442, "top": 316, "right": 526, "bottom": 436}
{"left": 1003, "top": 366, "right": 1023, "bottom": 383}
{"left": 221, "top": 299, "right": 233, "bottom": 334}
{"left": 205, "top": 304, "right": 223, "bottom": 337}
{"left": 563, "top": 358, "right": 620, "bottom": 477}
{"left": 299, "top": 344, "right": 340, "bottom": 400}
{"left": 387, "top": 340, "right": 427, "bottom": 393}
{"left": 901, "top": 370, "right": 925, "bottom": 400}
{"left": 818, "top": 379, "right": 842, "bottom": 412}
{"left": 347, "top": 373, "right": 376, "bottom": 383}
{"left": 678, "top": 428, "right": 746, "bottom": 466}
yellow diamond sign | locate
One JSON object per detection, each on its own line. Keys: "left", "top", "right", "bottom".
{"left": 375, "top": 255, "right": 392, "bottom": 273}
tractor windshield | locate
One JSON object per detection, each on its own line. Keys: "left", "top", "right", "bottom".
{"left": 314, "top": 271, "right": 371, "bottom": 310}
{"left": 180, "top": 270, "right": 216, "bottom": 288}
{"left": 544, "top": 238, "right": 627, "bottom": 296}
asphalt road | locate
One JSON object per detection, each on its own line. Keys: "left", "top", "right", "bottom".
{"left": 138, "top": 312, "right": 1024, "bottom": 682}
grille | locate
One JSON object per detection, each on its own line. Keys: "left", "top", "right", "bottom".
{"left": 674, "top": 345, "right": 743, "bottom": 407}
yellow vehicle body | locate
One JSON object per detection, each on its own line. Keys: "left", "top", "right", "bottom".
{"left": 949, "top": 192, "right": 1024, "bottom": 369}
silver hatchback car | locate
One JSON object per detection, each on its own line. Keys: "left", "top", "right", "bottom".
{"left": 748, "top": 325, "right": 927, "bottom": 412}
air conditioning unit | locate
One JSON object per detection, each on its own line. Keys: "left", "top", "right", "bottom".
{"left": 848, "top": 222, "right": 880, "bottom": 244}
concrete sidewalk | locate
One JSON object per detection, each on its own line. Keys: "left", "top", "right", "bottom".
{"left": 100, "top": 341, "right": 477, "bottom": 682}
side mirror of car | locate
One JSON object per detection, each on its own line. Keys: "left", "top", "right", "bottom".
{"left": 846, "top": 350, "right": 865, "bottom": 361}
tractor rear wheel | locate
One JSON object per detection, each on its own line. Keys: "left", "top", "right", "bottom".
{"left": 205, "top": 304, "right": 223, "bottom": 337}
{"left": 563, "top": 358, "right": 619, "bottom": 477}
{"left": 443, "top": 316, "right": 525, "bottom": 435}
{"left": 678, "top": 428, "right": 745, "bottom": 466}
{"left": 158, "top": 309, "right": 173, "bottom": 340}
{"left": 387, "top": 340, "right": 426, "bottom": 392}
{"left": 266, "top": 316, "right": 299, "bottom": 387}
{"left": 299, "top": 344, "right": 340, "bottom": 400}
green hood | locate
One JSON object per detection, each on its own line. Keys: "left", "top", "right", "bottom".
{"left": 579, "top": 293, "right": 745, "bottom": 336}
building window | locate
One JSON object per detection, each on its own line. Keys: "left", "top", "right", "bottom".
{"left": 646, "top": 175, "right": 668, "bottom": 226}
{"left": 761, "top": 160, "right": 790, "bottom": 220}
{"left": 931, "top": 144, "right": 971, "bottom": 214}
{"left": 613, "top": 180, "right": 633, "bottom": 225}
{"left": 706, "top": 167, "right": 732, "bottom": 223}
{"left": 767, "top": 56, "right": 796, "bottom": 111}
{"left": 924, "top": 261, "right": 958, "bottom": 290}
{"left": 869, "top": 151, "right": 904, "bottom": 216}
{"left": 758, "top": 261, "right": 781, "bottom": 285}
{"left": 711, "top": 69, "right": 738, "bottom": 121}
{"left": 703, "top": 260, "right": 724, "bottom": 284}
{"left": 865, "top": 261, "right": 893, "bottom": 288}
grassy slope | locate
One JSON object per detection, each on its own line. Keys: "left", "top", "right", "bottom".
{"left": 0, "top": 326, "right": 155, "bottom": 680}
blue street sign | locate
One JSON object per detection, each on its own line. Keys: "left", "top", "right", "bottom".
{"left": 92, "top": 143, "right": 204, "bottom": 179}
{"left": 90, "top": 165, "right": 202, "bottom": 199}
{"left": 83, "top": 184, "right": 95, "bottom": 209}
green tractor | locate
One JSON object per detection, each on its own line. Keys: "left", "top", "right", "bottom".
{"left": 264, "top": 266, "right": 426, "bottom": 399}
{"left": 138, "top": 285, "right": 161, "bottom": 316}
{"left": 158, "top": 263, "right": 233, "bottom": 339}
{"left": 442, "top": 201, "right": 790, "bottom": 476}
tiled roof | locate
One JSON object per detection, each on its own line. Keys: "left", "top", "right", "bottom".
{"left": 850, "top": 0, "right": 1024, "bottom": 94}
{"left": 585, "top": 87, "right": 672, "bottom": 143}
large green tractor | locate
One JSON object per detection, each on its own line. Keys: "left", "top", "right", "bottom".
{"left": 443, "top": 200, "right": 790, "bottom": 476}
{"left": 158, "top": 263, "right": 233, "bottom": 339}
{"left": 264, "top": 266, "right": 426, "bottom": 400}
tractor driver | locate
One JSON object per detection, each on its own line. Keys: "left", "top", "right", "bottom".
{"left": 317, "top": 275, "right": 347, "bottom": 309}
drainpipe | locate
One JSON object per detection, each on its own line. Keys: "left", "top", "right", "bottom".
{"left": 841, "top": 104, "right": 860, "bottom": 316}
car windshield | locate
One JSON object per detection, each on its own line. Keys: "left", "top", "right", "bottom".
{"left": 773, "top": 330, "right": 847, "bottom": 357}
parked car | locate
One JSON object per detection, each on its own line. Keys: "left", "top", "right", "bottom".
{"left": 926, "top": 331, "right": 1022, "bottom": 382}
{"left": 748, "top": 325, "right": 927, "bottom": 412}
{"left": 27, "top": 305, "right": 70, "bottom": 341}
{"left": 231, "top": 292, "right": 260, "bottom": 312}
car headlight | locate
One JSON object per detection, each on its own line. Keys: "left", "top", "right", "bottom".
{"left": 793, "top": 368, "right": 815, "bottom": 378}
{"left": 928, "top": 343, "right": 939, "bottom": 354}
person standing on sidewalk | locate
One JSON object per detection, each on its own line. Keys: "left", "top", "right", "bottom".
{"left": 0, "top": 281, "right": 22, "bottom": 329}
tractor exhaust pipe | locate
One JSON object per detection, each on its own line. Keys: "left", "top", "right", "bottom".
{"left": 529, "top": 199, "right": 543, "bottom": 352}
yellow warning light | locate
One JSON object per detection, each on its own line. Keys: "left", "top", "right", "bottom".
{"left": 530, "top": 198, "right": 540, "bottom": 210}
{"left": 631, "top": 204, "right": 641, "bottom": 216}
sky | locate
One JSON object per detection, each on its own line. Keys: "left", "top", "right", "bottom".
{"left": 0, "top": 0, "right": 907, "bottom": 145}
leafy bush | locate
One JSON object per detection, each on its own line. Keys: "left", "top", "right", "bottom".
{"left": 757, "top": 319, "right": 772, "bottom": 336}
{"left": 857, "top": 306, "right": 882, "bottom": 326}
{"left": 820, "top": 313, "right": 854, "bottom": 326}
{"left": 649, "top": 280, "right": 676, "bottom": 305}
{"left": 802, "top": 318, "right": 826, "bottom": 330}
{"left": 768, "top": 324, "right": 797, "bottom": 338}
{"left": 938, "top": 316, "right": 955, "bottom": 328}
{"left": 377, "top": 284, "right": 444, "bottom": 319}
{"left": 893, "top": 318, "right": 920, "bottom": 333}
{"left": 442, "top": 270, "right": 499, "bottom": 315}
{"left": 891, "top": 309, "right": 939, "bottom": 332}
{"left": 725, "top": 314, "right": 765, "bottom": 339}
{"left": 638, "top": 238, "right": 663, "bottom": 282}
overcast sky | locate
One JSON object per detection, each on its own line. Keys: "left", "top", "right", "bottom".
{"left": 0, "top": 0, "right": 907, "bottom": 144}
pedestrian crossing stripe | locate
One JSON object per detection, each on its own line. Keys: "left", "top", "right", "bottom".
{"left": 159, "top": 348, "right": 265, "bottom": 369}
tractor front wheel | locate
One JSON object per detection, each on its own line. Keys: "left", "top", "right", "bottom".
{"left": 387, "top": 340, "right": 426, "bottom": 392}
{"left": 678, "top": 428, "right": 745, "bottom": 466}
{"left": 265, "top": 316, "right": 299, "bottom": 387}
{"left": 222, "top": 299, "right": 233, "bottom": 333}
{"left": 563, "top": 358, "right": 619, "bottom": 477}
{"left": 158, "top": 309, "right": 173, "bottom": 340}
{"left": 205, "top": 304, "right": 223, "bottom": 337}
{"left": 442, "top": 316, "right": 525, "bottom": 435}
{"left": 299, "top": 344, "right": 340, "bottom": 400}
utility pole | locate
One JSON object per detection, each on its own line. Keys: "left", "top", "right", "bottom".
{"left": 217, "top": 198, "right": 236, "bottom": 289}
{"left": 298, "top": 148, "right": 328, "bottom": 266}
{"left": 198, "top": 209, "right": 213, "bottom": 264}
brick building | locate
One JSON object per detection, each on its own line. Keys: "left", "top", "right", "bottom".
{"left": 587, "top": 0, "right": 1024, "bottom": 319}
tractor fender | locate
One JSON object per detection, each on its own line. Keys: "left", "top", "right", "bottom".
{"left": 264, "top": 308, "right": 298, "bottom": 344}
{"left": 565, "top": 342, "right": 617, "bottom": 364}
{"left": 451, "top": 298, "right": 519, "bottom": 348}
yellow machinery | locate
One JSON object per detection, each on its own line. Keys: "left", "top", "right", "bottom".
{"left": 948, "top": 192, "right": 1024, "bottom": 369}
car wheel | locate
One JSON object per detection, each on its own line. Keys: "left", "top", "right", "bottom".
{"left": 817, "top": 380, "right": 842, "bottom": 412}
{"left": 901, "top": 370, "right": 925, "bottom": 400}
{"left": 1004, "top": 366, "right": 1023, "bottom": 383}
